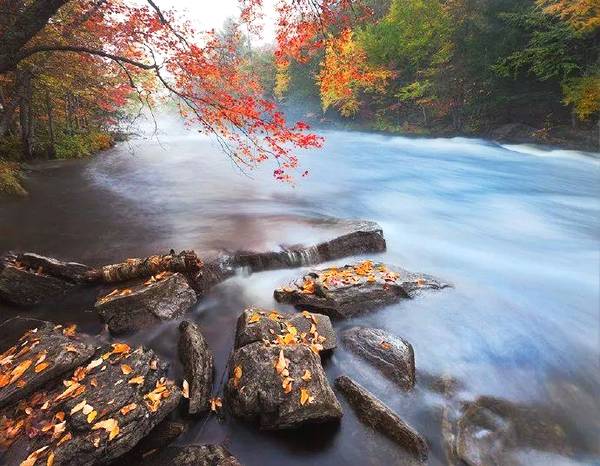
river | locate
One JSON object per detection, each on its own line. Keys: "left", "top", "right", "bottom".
{"left": 0, "top": 128, "right": 599, "bottom": 465}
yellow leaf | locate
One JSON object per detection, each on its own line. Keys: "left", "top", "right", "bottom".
{"left": 62, "top": 324, "right": 77, "bottom": 336}
{"left": 274, "top": 349, "right": 287, "bottom": 375}
{"left": 70, "top": 399, "right": 87, "bottom": 415}
{"left": 182, "top": 379, "right": 189, "bottom": 399}
{"left": 92, "top": 418, "right": 120, "bottom": 441}
{"left": 247, "top": 313, "right": 261, "bottom": 324}
{"left": 46, "top": 452, "right": 55, "bottom": 466}
{"left": 87, "top": 410, "right": 98, "bottom": 423}
{"left": 121, "top": 364, "right": 133, "bottom": 375}
{"left": 82, "top": 404, "right": 94, "bottom": 415}
{"left": 300, "top": 388, "right": 311, "bottom": 405}
{"left": 282, "top": 377, "right": 294, "bottom": 394}
{"left": 301, "top": 370, "right": 312, "bottom": 382}
{"left": 57, "top": 432, "right": 72, "bottom": 446}
{"left": 128, "top": 375, "right": 144, "bottom": 385}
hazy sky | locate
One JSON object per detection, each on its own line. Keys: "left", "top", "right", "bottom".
{"left": 154, "top": 0, "right": 277, "bottom": 44}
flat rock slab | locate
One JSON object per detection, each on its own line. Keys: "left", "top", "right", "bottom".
{"left": 0, "top": 340, "right": 181, "bottom": 466}
{"left": 143, "top": 445, "right": 241, "bottom": 466}
{"left": 95, "top": 272, "right": 197, "bottom": 334}
{"left": 341, "top": 327, "right": 415, "bottom": 390}
{"left": 234, "top": 308, "right": 336, "bottom": 352}
{"left": 178, "top": 321, "right": 214, "bottom": 414}
{"left": 274, "top": 261, "right": 448, "bottom": 318}
{"left": 234, "top": 220, "right": 386, "bottom": 272}
{"left": 335, "top": 376, "right": 428, "bottom": 461}
{"left": 0, "top": 322, "right": 96, "bottom": 409}
{"left": 225, "top": 341, "right": 342, "bottom": 429}
{"left": 15, "top": 252, "right": 92, "bottom": 283}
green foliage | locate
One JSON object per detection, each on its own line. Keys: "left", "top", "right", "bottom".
{"left": 54, "top": 132, "right": 114, "bottom": 159}
{"left": 562, "top": 74, "right": 600, "bottom": 120}
{"left": 0, "top": 136, "right": 22, "bottom": 161}
{"left": 0, "top": 160, "right": 27, "bottom": 197}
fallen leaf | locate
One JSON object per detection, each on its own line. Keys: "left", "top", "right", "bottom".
{"left": 90, "top": 377, "right": 98, "bottom": 388}
{"left": 34, "top": 362, "right": 50, "bottom": 373}
{"left": 274, "top": 349, "right": 287, "bottom": 375}
{"left": 0, "top": 373, "right": 10, "bottom": 388}
{"left": 111, "top": 343, "right": 130, "bottom": 354}
{"left": 92, "top": 418, "right": 119, "bottom": 441}
{"left": 120, "top": 403, "right": 137, "bottom": 415}
{"left": 20, "top": 446, "right": 48, "bottom": 466}
{"left": 82, "top": 404, "right": 94, "bottom": 415}
{"left": 46, "top": 452, "right": 55, "bottom": 466}
{"left": 210, "top": 397, "right": 222, "bottom": 412}
{"left": 62, "top": 324, "right": 77, "bottom": 337}
{"left": 57, "top": 432, "right": 72, "bottom": 446}
{"left": 53, "top": 421, "right": 66, "bottom": 437}
{"left": 300, "top": 388, "right": 311, "bottom": 405}
{"left": 247, "top": 313, "right": 261, "bottom": 324}
{"left": 149, "top": 360, "right": 158, "bottom": 370}
{"left": 9, "top": 359, "right": 32, "bottom": 384}
{"left": 301, "top": 370, "right": 312, "bottom": 382}
{"left": 70, "top": 399, "right": 87, "bottom": 415}
{"left": 16, "top": 380, "right": 27, "bottom": 388}
{"left": 120, "top": 364, "right": 133, "bottom": 375}
{"left": 86, "top": 358, "right": 103, "bottom": 372}
{"left": 233, "top": 365, "right": 242, "bottom": 388}
{"left": 87, "top": 410, "right": 98, "bottom": 423}
{"left": 182, "top": 379, "right": 189, "bottom": 399}
{"left": 128, "top": 375, "right": 144, "bottom": 385}
{"left": 65, "top": 344, "right": 78, "bottom": 353}
{"left": 380, "top": 341, "right": 392, "bottom": 350}
{"left": 282, "top": 377, "right": 294, "bottom": 394}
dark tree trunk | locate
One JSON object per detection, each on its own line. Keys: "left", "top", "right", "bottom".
{"left": 18, "top": 70, "right": 34, "bottom": 159}
{"left": 45, "top": 87, "right": 56, "bottom": 157}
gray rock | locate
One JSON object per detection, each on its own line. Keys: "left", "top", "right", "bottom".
{"left": 0, "top": 321, "right": 96, "bottom": 409}
{"left": 1, "top": 340, "right": 181, "bottom": 466}
{"left": 0, "top": 261, "right": 75, "bottom": 306}
{"left": 225, "top": 341, "right": 342, "bottom": 429}
{"left": 335, "top": 375, "right": 428, "bottom": 461}
{"left": 341, "top": 327, "right": 415, "bottom": 390}
{"left": 95, "top": 272, "right": 197, "bottom": 334}
{"left": 234, "top": 308, "right": 336, "bottom": 351}
{"left": 143, "top": 445, "right": 241, "bottom": 466}
{"left": 234, "top": 220, "right": 386, "bottom": 272}
{"left": 274, "top": 261, "right": 448, "bottom": 318}
{"left": 178, "top": 320, "right": 214, "bottom": 414}
{"left": 15, "top": 252, "right": 92, "bottom": 283}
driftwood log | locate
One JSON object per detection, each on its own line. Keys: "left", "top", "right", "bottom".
{"left": 85, "top": 250, "right": 203, "bottom": 283}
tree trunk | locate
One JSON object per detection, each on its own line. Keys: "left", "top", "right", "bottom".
{"left": 45, "top": 88, "right": 55, "bottom": 158}
{"left": 18, "top": 70, "right": 33, "bottom": 159}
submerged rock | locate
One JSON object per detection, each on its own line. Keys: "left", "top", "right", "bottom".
{"left": 225, "top": 341, "right": 342, "bottom": 429}
{"left": 234, "top": 220, "right": 386, "bottom": 272}
{"left": 0, "top": 321, "right": 96, "bottom": 409}
{"left": 142, "top": 445, "right": 241, "bottom": 466}
{"left": 95, "top": 272, "right": 197, "bottom": 334}
{"left": 178, "top": 320, "right": 214, "bottom": 414}
{"left": 341, "top": 327, "right": 415, "bottom": 390}
{"left": 0, "top": 339, "right": 181, "bottom": 466}
{"left": 234, "top": 308, "right": 336, "bottom": 352}
{"left": 444, "top": 396, "right": 571, "bottom": 466}
{"left": 274, "top": 260, "right": 448, "bottom": 318}
{"left": 335, "top": 375, "right": 428, "bottom": 461}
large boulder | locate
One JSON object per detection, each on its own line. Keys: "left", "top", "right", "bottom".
{"left": 142, "top": 445, "right": 241, "bottom": 466}
{"left": 335, "top": 376, "right": 428, "bottom": 461}
{"left": 233, "top": 220, "right": 386, "bottom": 272}
{"left": 225, "top": 341, "right": 342, "bottom": 429}
{"left": 341, "top": 327, "right": 415, "bottom": 390}
{"left": 0, "top": 321, "right": 96, "bottom": 409}
{"left": 114, "top": 420, "right": 186, "bottom": 464}
{"left": 234, "top": 308, "right": 336, "bottom": 352}
{"left": 0, "top": 340, "right": 181, "bottom": 466}
{"left": 95, "top": 272, "right": 197, "bottom": 334}
{"left": 178, "top": 321, "right": 214, "bottom": 414}
{"left": 14, "top": 252, "right": 92, "bottom": 283}
{"left": 274, "top": 261, "right": 448, "bottom": 318}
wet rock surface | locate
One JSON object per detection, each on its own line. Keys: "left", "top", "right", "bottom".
{"left": 95, "top": 272, "right": 197, "bottom": 334}
{"left": 341, "top": 327, "right": 415, "bottom": 390}
{"left": 234, "top": 308, "right": 336, "bottom": 352}
{"left": 225, "top": 339, "right": 342, "bottom": 429}
{"left": 0, "top": 322, "right": 96, "bottom": 409}
{"left": 14, "top": 252, "right": 92, "bottom": 284}
{"left": 335, "top": 376, "right": 428, "bottom": 461}
{"left": 142, "top": 445, "right": 241, "bottom": 466}
{"left": 234, "top": 220, "right": 386, "bottom": 272}
{"left": 444, "top": 396, "right": 573, "bottom": 466}
{"left": 0, "top": 325, "right": 181, "bottom": 466}
{"left": 178, "top": 320, "right": 214, "bottom": 414}
{"left": 274, "top": 260, "right": 448, "bottom": 318}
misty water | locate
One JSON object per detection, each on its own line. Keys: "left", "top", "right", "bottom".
{"left": 1, "top": 127, "right": 599, "bottom": 465}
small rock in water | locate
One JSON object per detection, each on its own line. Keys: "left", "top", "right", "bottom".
{"left": 234, "top": 307, "right": 336, "bottom": 351}
{"left": 274, "top": 260, "right": 448, "bottom": 318}
{"left": 95, "top": 272, "right": 197, "bottom": 334}
{"left": 178, "top": 320, "right": 214, "bottom": 414}
{"left": 335, "top": 375, "right": 428, "bottom": 461}
{"left": 0, "top": 330, "right": 181, "bottom": 466}
{"left": 225, "top": 313, "right": 342, "bottom": 430}
{"left": 341, "top": 327, "right": 415, "bottom": 390}
{"left": 142, "top": 445, "right": 241, "bottom": 466}
{"left": 0, "top": 321, "right": 96, "bottom": 409}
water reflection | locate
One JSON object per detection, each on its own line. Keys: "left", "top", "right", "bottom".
{"left": 0, "top": 129, "right": 598, "bottom": 465}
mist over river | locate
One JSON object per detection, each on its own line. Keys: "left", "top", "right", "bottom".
{"left": 1, "top": 128, "right": 599, "bottom": 465}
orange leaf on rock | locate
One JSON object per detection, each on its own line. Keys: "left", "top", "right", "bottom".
{"left": 9, "top": 359, "right": 32, "bottom": 384}
{"left": 182, "top": 379, "right": 189, "bottom": 399}
{"left": 210, "top": 397, "right": 222, "bottom": 412}
{"left": 274, "top": 349, "right": 287, "bottom": 375}
{"left": 20, "top": 446, "right": 49, "bottom": 466}
{"left": 120, "top": 403, "right": 137, "bottom": 415}
{"left": 62, "top": 324, "right": 77, "bottom": 337}
{"left": 34, "top": 362, "right": 50, "bottom": 373}
{"left": 300, "top": 388, "right": 314, "bottom": 406}
{"left": 92, "top": 418, "right": 119, "bottom": 441}
{"left": 301, "top": 370, "right": 312, "bottom": 381}
{"left": 128, "top": 375, "right": 144, "bottom": 385}
{"left": 121, "top": 365, "right": 133, "bottom": 375}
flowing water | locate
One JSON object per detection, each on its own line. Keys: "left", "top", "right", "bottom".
{"left": 0, "top": 127, "right": 599, "bottom": 465}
